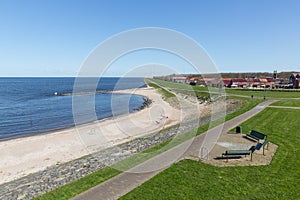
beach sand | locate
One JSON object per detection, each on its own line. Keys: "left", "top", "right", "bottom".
{"left": 0, "top": 87, "right": 191, "bottom": 184}
{"left": 0, "top": 86, "right": 244, "bottom": 184}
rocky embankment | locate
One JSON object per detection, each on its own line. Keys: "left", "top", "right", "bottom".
{"left": 0, "top": 98, "right": 241, "bottom": 200}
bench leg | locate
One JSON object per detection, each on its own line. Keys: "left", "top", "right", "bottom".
{"left": 250, "top": 153, "right": 252, "bottom": 161}
{"left": 222, "top": 154, "right": 228, "bottom": 162}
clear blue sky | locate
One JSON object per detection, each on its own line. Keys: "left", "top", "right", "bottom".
{"left": 0, "top": 0, "right": 299, "bottom": 76}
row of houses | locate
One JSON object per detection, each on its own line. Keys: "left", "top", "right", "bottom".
{"left": 171, "top": 73, "right": 300, "bottom": 89}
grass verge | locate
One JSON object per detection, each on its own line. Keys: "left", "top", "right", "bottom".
{"left": 270, "top": 99, "right": 300, "bottom": 107}
{"left": 145, "top": 80, "right": 175, "bottom": 98}
{"left": 120, "top": 107, "right": 300, "bottom": 199}
{"left": 33, "top": 167, "right": 120, "bottom": 200}
{"left": 145, "top": 78, "right": 211, "bottom": 99}
{"left": 226, "top": 88, "right": 300, "bottom": 98}
{"left": 34, "top": 88, "right": 262, "bottom": 200}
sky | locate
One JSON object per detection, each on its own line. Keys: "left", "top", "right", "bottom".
{"left": 0, "top": 0, "right": 299, "bottom": 77}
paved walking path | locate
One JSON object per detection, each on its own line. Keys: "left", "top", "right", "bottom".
{"left": 72, "top": 100, "right": 276, "bottom": 200}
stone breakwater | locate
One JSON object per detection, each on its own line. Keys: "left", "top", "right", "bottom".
{"left": 135, "top": 96, "right": 152, "bottom": 111}
{"left": 0, "top": 109, "right": 235, "bottom": 200}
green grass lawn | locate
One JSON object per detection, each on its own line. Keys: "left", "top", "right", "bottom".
{"left": 226, "top": 88, "right": 300, "bottom": 99}
{"left": 33, "top": 84, "right": 262, "bottom": 200}
{"left": 270, "top": 100, "right": 300, "bottom": 107}
{"left": 34, "top": 96, "right": 262, "bottom": 200}
{"left": 146, "top": 79, "right": 212, "bottom": 99}
{"left": 120, "top": 107, "right": 300, "bottom": 200}
{"left": 146, "top": 78, "right": 209, "bottom": 92}
{"left": 147, "top": 78, "right": 300, "bottom": 99}
{"left": 34, "top": 167, "right": 120, "bottom": 200}
{"left": 145, "top": 81, "right": 176, "bottom": 98}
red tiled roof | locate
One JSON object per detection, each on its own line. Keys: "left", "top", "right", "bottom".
{"left": 222, "top": 80, "right": 231, "bottom": 84}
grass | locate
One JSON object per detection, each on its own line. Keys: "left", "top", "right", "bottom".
{"left": 147, "top": 78, "right": 300, "bottom": 99}
{"left": 115, "top": 96, "right": 262, "bottom": 170}
{"left": 33, "top": 167, "right": 120, "bottom": 200}
{"left": 145, "top": 79, "right": 176, "bottom": 98}
{"left": 225, "top": 88, "right": 300, "bottom": 99}
{"left": 145, "top": 79, "right": 179, "bottom": 107}
{"left": 120, "top": 107, "right": 300, "bottom": 200}
{"left": 146, "top": 78, "right": 209, "bottom": 92}
{"left": 146, "top": 78, "right": 212, "bottom": 99}
{"left": 35, "top": 96, "right": 262, "bottom": 200}
{"left": 197, "top": 97, "right": 263, "bottom": 135}
{"left": 33, "top": 82, "right": 263, "bottom": 200}
{"left": 270, "top": 100, "right": 300, "bottom": 107}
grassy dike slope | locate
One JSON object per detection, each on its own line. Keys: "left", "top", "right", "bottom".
{"left": 121, "top": 107, "right": 300, "bottom": 199}
{"left": 36, "top": 79, "right": 298, "bottom": 200}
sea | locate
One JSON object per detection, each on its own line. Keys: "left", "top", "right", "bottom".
{"left": 0, "top": 77, "right": 147, "bottom": 141}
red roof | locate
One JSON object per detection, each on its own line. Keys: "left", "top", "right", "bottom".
{"left": 222, "top": 80, "right": 231, "bottom": 85}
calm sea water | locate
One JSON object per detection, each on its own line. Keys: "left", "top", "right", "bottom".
{"left": 0, "top": 77, "right": 146, "bottom": 140}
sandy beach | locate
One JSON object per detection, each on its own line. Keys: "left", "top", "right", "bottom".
{"left": 0, "top": 85, "right": 243, "bottom": 185}
{"left": 0, "top": 87, "right": 187, "bottom": 184}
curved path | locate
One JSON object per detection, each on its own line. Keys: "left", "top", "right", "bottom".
{"left": 72, "top": 100, "right": 277, "bottom": 200}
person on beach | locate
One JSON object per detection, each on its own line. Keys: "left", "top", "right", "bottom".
{"left": 160, "top": 114, "right": 168, "bottom": 120}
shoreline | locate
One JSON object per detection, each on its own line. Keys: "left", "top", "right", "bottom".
{"left": 0, "top": 87, "right": 182, "bottom": 184}
{"left": 0, "top": 93, "right": 151, "bottom": 143}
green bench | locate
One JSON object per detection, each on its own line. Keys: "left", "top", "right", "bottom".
{"left": 249, "top": 140, "right": 269, "bottom": 155}
{"left": 246, "top": 130, "right": 267, "bottom": 141}
{"left": 249, "top": 142, "right": 263, "bottom": 152}
{"left": 222, "top": 150, "right": 252, "bottom": 161}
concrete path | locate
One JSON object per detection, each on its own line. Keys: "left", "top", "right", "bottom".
{"left": 72, "top": 100, "right": 276, "bottom": 200}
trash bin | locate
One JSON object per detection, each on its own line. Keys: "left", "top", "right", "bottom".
{"left": 236, "top": 126, "right": 242, "bottom": 133}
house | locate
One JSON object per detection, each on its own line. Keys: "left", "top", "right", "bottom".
{"left": 265, "top": 78, "right": 275, "bottom": 88}
{"left": 172, "top": 77, "right": 187, "bottom": 83}
{"left": 222, "top": 78, "right": 232, "bottom": 87}
{"left": 203, "top": 78, "right": 221, "bottom": 87}
{"left": 188, "top": 77, "right": 206, "bottom": 86}
{"left": 289, "top": 73, "right": 300, "bottom": 88}
{"left": 232, "top": 78, "right": 247, "bottom": 88}
{"left": 251, "top": 78, "right": 261, "bottom": 88}
{"left": 294, "top": 79, "right": 300, "bottom": 89}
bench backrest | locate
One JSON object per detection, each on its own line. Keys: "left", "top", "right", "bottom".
{"left": 262, "top": 140, "right": 269, "bottom": 146}
{"left": 250, "top": 130, "right": 267, "bottom": 139}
